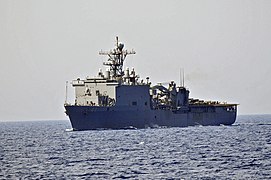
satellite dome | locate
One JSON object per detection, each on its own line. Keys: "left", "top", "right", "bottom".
{"left": 118, "top": 43, "right": 124, "bottom": 50}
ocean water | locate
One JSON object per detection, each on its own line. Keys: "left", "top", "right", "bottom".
{"left": 0, "top": 115, "right": 271, "bottom": 179}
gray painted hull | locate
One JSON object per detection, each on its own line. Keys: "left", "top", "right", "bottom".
{"left": 65, "top": 105, "right": 237, "bottom": 130}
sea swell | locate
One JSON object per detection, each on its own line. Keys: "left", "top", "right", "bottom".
{"left": 0, "top": 115, "right": 271, "bottom": 179}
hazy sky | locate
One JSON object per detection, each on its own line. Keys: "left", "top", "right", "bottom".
{"left": 1, "top": 0, "right": 271, "bottom": 121}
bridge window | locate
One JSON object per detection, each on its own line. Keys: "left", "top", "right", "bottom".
{"left": 132, "top": 101, "right": 137, "bottom": 106}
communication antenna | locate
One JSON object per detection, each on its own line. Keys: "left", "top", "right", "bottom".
{"left": 99, "top": 36, "right": 136, "bottom": 79}
{"left": 180, "top": 68, "right": 182, "bottom": 87}
{"left": 116, "top": 36, "right": 119, "bottom": 47}
{"left": 65, "top": 81, "right": 68, "bottom": 104}
{"left": 180, "top": 68, "right": 185, "bottom": 87}
{"left": 182, "top": 68, "right": 185, "bottom": 87}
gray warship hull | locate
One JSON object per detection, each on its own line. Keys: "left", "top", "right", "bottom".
{"left": 64, "top": 37, "right": 238, "bottom": 131}
{"left": 65, "top": 105, "right": 237, "bottom": 130}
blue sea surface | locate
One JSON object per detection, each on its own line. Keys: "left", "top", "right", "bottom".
{"left": 1, "top": 115, "right": 271, "bottom": 179}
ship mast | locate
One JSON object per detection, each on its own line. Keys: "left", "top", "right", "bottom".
{"left": 99, "top": 37, "right": 136, "bottom": 79}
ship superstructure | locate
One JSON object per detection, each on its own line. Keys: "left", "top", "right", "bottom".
{"left": 65, "top": 37, "right": 238, "bottom": 130}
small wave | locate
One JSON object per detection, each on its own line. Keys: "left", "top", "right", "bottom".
{"left": 122, "top": 126, "right": 137, "bottom": 130}
{"left": 87, "top": 158, "right": 107, "bottom": 161}
{"left": 258, "top": 123, "right": 271, "bottom": 126}
{"left": 112, "top": 174, "right": 138, "bottom": 179}
{"left": 65, "top": 128, "right": 74, "bottom": 132}
{"left": 231, "top": 124, "right": 241, "bottom": 126}
{"left": 147, "top": 124, "right": 168, "bottom": 129}
{"left": 48, "top": 156, "right": 60, "bottom": 160}
{"left": 74, "top": 172, "right": 110, "bottom": 177}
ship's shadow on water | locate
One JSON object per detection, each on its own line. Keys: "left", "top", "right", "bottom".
{"left": 1, "top": 114, "right": 271, "bottom": 179}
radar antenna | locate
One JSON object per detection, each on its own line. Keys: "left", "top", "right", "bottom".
{"left": 99, "top": 37, "right": 136, "bottom": 79}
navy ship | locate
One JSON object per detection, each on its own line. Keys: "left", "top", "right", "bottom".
{"left": 64, "top": 37, "right": 238, "bottom": 130}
